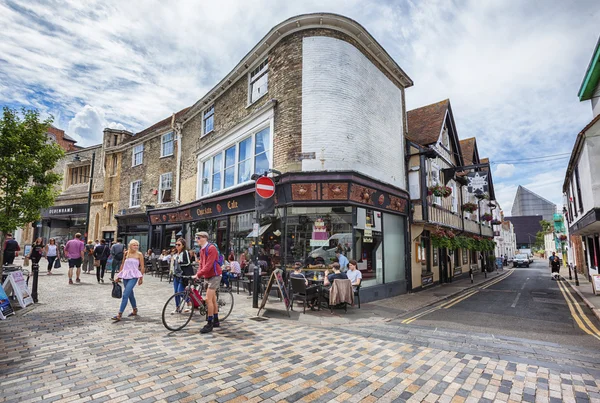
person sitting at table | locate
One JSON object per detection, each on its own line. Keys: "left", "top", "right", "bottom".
{"left": 290, "top": 262, "right": 319, "bottom": 310}
{"left": 145, "top": 249, "right": 156, "bottom": 261}
{"left": 322, "top": 263, "right": 348, "bottom": 301}
{"left": 346, "top": 259, "right": 362, "bottom": 291}
{"left": 159, "top": 250, "right": 171, "bottom": 262}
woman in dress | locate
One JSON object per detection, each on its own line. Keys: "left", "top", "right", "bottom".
{"left": 112, "top": 239, "right": 145, "bottom": 321}
{"left": 44, "top": 238, "right": 58, "bottom": 275}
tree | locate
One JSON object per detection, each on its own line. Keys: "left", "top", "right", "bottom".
{"left": 540, "top": 220, "right": 553, "bottom": 233}
{"left": 0, "top": 107, "right": 64, "bottom": 274}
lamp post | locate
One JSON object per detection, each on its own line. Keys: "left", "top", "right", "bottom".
{"left": 74, "top": 152, "right": 96, "bottom": 242}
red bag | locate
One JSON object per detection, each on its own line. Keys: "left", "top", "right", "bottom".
{"left": 191, "top": 288, "right": 203, "bottom": 308}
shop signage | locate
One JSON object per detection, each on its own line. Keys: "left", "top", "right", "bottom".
{"left": 42, "top": 203, "right": 88, "bottom": 217}
{"left": 0, "top": 285, "right": 14, "bottom": 319}
{"left": 466, "top": 172, "right": 489, "bottom": 195}
{"left": 2, "top": 271, "right": 33, "bottom": 309}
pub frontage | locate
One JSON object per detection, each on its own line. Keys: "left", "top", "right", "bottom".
{"left": 147, "top": 171, "right": 411, "bottom": 302}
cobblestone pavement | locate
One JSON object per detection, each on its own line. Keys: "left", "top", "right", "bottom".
{"left": 1, "top": 269, "right": 600, "bottom": 402}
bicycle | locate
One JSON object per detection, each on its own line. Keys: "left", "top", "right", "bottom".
{"left": 161, "top": 277, "right": 234, "bottom": 331}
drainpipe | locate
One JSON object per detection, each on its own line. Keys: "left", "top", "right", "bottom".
{"left": 173, "top": 115, "right": 182, "bottom": 204}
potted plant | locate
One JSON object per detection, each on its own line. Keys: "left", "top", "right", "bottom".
{"left": 428, "top": 185, "right": 453, "bottom": 198}
{"left": 482, "top": 213, "right": 493, "bottom": 222}
{"left": 559, "top": 234, "right": 567, "bottom": 241}
{"left": 462, "top": 202, "right": 478, "bottom": 213}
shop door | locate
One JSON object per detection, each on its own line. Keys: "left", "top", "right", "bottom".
{"left": 439, "top": 247, "right": 449, "bottom": 284}
{"left": 217, "top": 219, "right": 228, "bottom": 255}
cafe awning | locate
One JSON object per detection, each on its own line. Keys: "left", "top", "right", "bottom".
{"left": 246, "top": 223, "right": 271, "bottom": 238}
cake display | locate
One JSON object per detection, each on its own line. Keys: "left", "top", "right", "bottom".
{"left": 312, "top": 218, "right": 328, "bottom": 240}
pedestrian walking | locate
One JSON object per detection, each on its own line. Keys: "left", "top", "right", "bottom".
{"left": 93, "top": 239, "right": 110, "bottom": 283}
{"left": 109, "top": 238, "right": 125, "bottom": 281}
{"left": 193, "top": 231, "right": 222, "bottom": 334}
{"left": 28, "top": 237, "right": 45, "bottom": 266}
{"left": 550, "top": 252, "right": 561, "bottom": 280}
{"left": 2, "top": 233, "right": 20, "bottom": 266}
{"left": 44, "top": 238, "right": 59, "bottom": 275}
{"left": 64, "top": 233, "right": 85, "bottom": 284}
{"left": 112, "top": 239, "right": 145, "bottom": 321}
{"left": 173, "top": 238, "right": 194, "bottom": 312}
{"left": 83, "top": 240, "right": 94, "bottom": 274}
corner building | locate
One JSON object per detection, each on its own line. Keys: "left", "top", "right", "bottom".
{"left": 149, "top": 13, "right": 414, "bottom": 301}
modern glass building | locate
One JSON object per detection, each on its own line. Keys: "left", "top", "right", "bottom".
{"left": 510, "top": 186, "right": 556, "bottom": 222}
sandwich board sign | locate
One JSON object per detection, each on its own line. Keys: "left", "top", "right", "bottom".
{"left": 2, "top": 271, "right": 34, "bottom": 309}
{"left": 257, "top": 268, "right": 290, "bottom": 317}
{"left": 0, "top": 285, "right": 14, "bottom": 319}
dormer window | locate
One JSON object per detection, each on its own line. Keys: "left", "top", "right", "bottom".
{"left": 203, "top": 105, "right": 214, "bottom": 136}
{"left": 441, "top": 125, "right": 449, "bottom": 148}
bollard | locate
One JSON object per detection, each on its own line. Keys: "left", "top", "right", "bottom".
{"left": 469, "top": 268, "right": 474, "bottom": 284}
{"left": 574, "top": 265, "right": 580, "bottom": 286}
{"left": 568, "top": 263, "right": 573, "bottom": 280}
{"left": 31, "top": 261, "right": 39, "bottom": 303}
{"left": 252, "top": 262, "right": 260, "bottom": 309}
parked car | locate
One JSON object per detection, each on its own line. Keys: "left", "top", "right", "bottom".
{"left": 507, "top": 256, "right": 514, "bottom": 263}
{"left": 513, "top": 254, "right": 529, "bottom": 268}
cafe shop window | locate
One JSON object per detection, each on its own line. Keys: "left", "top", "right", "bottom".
{"left": 285, "top": 206, "right": 353, "bottom": 268}
{"left": 199, "top": 125, "right": 271, "bottom": 196}
{"left": 419, "top": 231, "right": 431, "bottom": 275}
{"left": 354, "top": 208, "right": 383, "bottom": 286}
{"left": 69, "top": 165, "right": 90, "bottom": 186}
{"left": 383, "top": 213, "right": 406, "bottom": 283}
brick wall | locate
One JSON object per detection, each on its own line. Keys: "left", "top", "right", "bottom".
{"left": 47, "top": 126, "right": 78, "bottom": 152}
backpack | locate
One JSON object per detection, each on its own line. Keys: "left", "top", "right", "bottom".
{"left": 114, "top": 244, "right": 124, "bottom": 261}
{"left": 204, "top": 243, "right": 224, "bottom": 275}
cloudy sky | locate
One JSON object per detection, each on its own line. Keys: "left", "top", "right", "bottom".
{"left": 1, "top": 0, "right": 599, "bottom": 212}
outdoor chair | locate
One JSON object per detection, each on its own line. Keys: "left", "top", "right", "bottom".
{"left": 323, "top": 279, "right": 353, "bottom": 313}
{"left": 158, "top": 260, "right": 170, "bottom": 282}
{"left": 354, "top": 284, "right": 361, "bottom": 309}
{"left": 290, "top": 277, "right": 319, "bottom": 313}
{"left": 151, "top": 258, "right": 159, "bottom": 276}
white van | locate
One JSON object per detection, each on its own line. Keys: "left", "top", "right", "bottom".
{"left": 310, "top": 233, "right": 353, "bottom": 262}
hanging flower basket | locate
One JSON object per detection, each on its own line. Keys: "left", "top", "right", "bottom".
{"left": 428, "top": 185, "right": 452, "bottom": 198}
{"left": 482, "top": 213, "right": 493, "bottom": 222}
{"left": 559, "top": 234, "right": 568, "bottom": 241}
{"left": 455, "top": 175, "right": 469, "bottom": 186}
{"left": 462, "top": 202, "right": 478, "bottom": 213}
{"left": 475, "top": 193, "right": 489, "bottom": 200}
{"left": 491, "top": 219, "right": 502, "bottom": 225}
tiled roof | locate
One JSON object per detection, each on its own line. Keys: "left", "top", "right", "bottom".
{"left": 480, "top": 157, "right": 489, "bottom": 171}
{"left": 122, "top": 107, "right": 191, "bottom": 145}
{"left": 406, "top": 99, "right": 449, "bottom": 146}
{"left": 459, "top": 137, "right": 476, "bottom": 165}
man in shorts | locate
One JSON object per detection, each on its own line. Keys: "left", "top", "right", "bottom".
{"left": 193, "top": 232, "right": 222, "bottom": 334}
{"left": 64, "top": 233, "right": 85, "bottom": 284}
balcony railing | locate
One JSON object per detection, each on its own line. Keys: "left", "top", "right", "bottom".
{"left": 463, "top": 218, "right": 480, "bottom": 234}
{"left": 427, "top": 204, "right": 462, "bottom": 230}
{"left": 481, "top": 225, "right": 493, "bottom": 237}
{"left": 413, "top": 203, "right": 495, "bottom": 238}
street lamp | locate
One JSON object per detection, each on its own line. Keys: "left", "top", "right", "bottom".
{"left": 73, "top": 152, "right": 96, "bottom": 242}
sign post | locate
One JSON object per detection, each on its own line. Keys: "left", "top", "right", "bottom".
{"left": 252, "top": 175, "right": 276, "bottom": 308}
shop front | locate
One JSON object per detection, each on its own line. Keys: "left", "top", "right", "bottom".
{"left": 116, "top": 214, "right": 150, "bottom": 253}
{"left": 39, "top": 203, "right": 88, "bottom": 246}
{"left": 148, "top": 172, "right": 410, "bottom": 302}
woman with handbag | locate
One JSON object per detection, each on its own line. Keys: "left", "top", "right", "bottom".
{"left": 112, "top": 239, "right": 144, "bottom": 321}
{"left": 44, "top": 238, "right": 59, "bottom": 275}
{"left": 28, "top": 237, "right": 45, "bottom": 268}
{"left": 172, "top": 238, "right": 194, "bottom": 312}
{"left": 93, "top": 239, "right": 110, "bottom": 283}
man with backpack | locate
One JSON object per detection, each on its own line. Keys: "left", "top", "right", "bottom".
{"left": 193, "top": 231, "right": 223, "bottom": 334}
{"left": 110, "top": 238, "right": 125, "bottom": 281}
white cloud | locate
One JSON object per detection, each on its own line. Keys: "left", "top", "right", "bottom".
{"left": 67, "top": 105, "right": 126, "bottom": 145}
{"left": 494, "top": 164, "right": 516, "bottom": 179}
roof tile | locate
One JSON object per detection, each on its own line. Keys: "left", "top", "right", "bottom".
{"left": 406, "top": 99, "right": 449, "bottom": 146}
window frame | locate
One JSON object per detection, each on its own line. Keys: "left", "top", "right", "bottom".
{"left": 248, "top": 59, "right": 269, "bottom": 105}
{"left": 202, "top": 105, "right": 215, "bottom": 136}
{"left": 158, "top": 172, "right": 173, "bottom": 204}
{"left": 161, "top": 132, "right": 174, "bottom": 158}
{"left": 69, "top": 165, "right": 90, "bottom": 186}
{"left": 110, "top": 154, "right": 118, "bottom": 176}
{"left": 132, "top": 144, "right": 144, "bottom": 167}
{"left": 574, "top": 168, "right": 584, "bottom": 213}
{"left": 199, "top": 124, "right": 272, "bottom": 197}
{"left": 130, "top": 180, "right": 142, "bottom": 208}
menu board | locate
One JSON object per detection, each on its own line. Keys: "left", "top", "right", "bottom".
{"left": 2, "top": 271, "right": 33, "bottom": 309}
{"left": 257, "top": 269, "right": 290, "bottom": 317}
{"left": 593, "top": 275, "right": 600, "bottom": 296}
{"left": 0, "top": 285, "right": 14, "bottom": 319}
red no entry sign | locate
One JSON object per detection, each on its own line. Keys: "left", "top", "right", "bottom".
{"left": 255, "top": 176, "right": 275, "bottom": 199}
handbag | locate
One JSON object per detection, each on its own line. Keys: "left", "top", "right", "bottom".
{"left": 111, "top": 281, "right": 122, "bottom": 299}
{"left": 54, "top": 258, "right": 61, "bottom": 269}
{"left": 23, "top": 257, "right": 30, "bottom": 267}
{"left": 94, "top": 259, "right": 101, "bottom": 267}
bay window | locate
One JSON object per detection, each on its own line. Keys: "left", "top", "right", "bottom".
{"left": 212, "top": 153, "right": 222, "bottom": 192}
{"left": 224, "top": 146, "right": 236, "bottom": 189}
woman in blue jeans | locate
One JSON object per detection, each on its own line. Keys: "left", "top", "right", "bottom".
{"left": 172, "top": 238, "right": 194, "bottom": 312}
{"left": 112, "top": 239, "right": 145, "bottom": 321}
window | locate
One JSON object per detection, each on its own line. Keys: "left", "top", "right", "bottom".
{"left": 203, "top": 105, "right": 214, "bottom": 135}
{"left": 249, "top": 59, "right": 268, "bottom": 104}
{"left": 159, "top": 172, "right": 172, "bottom": 203}
{"left": 106, "top": 204, "right": 113, "bottom": 225}
{"left": 462, "top": 249, "right": 468, "bottom": 265}
{"left": 571, "top": 182, "right": 578, "bottom": 218}
{"left": 574, "top": 168, "right": 583, "bottom": 213}
{"left": 130, "top": 180, "right": 142, "bottom": 207}
{"left": 200, "top": 126, "right": 271, "bottom": 196}
{"left": 113, "top": 135, "right": 118, "bottom": 146}
{"left": 212, "top": 153, "right": 222, "bottom": 192}
{"left": 441, "top": 126, "right": 449, "bottom": 148}
{"left": 450, "top": 181, "right": 458, "bottom": 213}
{"left": 420, "top": 231, "right": 431, "bottom": 275}
{"left": 132, "top": 144, "right": 143, "bottom": 166}
{"left": 161, "top": 132, "right": 174, "bottom": 157}
{"left": 69, "top": 165, "right": 90, "bottom": 186}
{"left": 238, "top": 137, "right": 253, "bottom": 184}
{"left": 202, "top": 160, "right": 211, "bottom": 196}
{"left": 111, "top": 155, "right": 118, "bottom": 176}
{"left": 224, "top": 146, "right": 236, "bottom": 189}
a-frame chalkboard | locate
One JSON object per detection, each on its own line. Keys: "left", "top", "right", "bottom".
{"left": 257, "top": 268, "right": 290, "bottom": 317}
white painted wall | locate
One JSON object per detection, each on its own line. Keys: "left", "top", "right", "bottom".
{"left": 301, "top": 36, "right": 406, "bottom": 190}
{"left": 592, "top": 82, "right": 600, "bottom": 118}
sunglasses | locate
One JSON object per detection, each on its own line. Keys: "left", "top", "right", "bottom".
{"left": 176, "top": 243, "right": 182, "bottom": 246}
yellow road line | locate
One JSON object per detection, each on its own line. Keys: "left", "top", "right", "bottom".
{"left": 401, "top": 269, "right": 514, "bottom": 324}
{"left": 557, "top": 280, "right": 600, "bottom": 341}
{"left": 443, "top": 290, "right": 479, "bottom": 309}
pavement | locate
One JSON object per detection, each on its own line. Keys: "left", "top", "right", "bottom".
{"left": 559, "top": 265, "right": 600, "bottom": 322}
{"left": 1, "top": 258, "right": 600, "bottom": 402}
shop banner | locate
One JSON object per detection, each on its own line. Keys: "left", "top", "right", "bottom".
{"left": 0, "top": 285, "right": 14, "bottom": 319}
{"left": 2, "top": 271, "right": 34, "bottom": 309}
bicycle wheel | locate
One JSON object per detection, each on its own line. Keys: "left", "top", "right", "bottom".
{"left": 216, "top": 289, "right": 234, "bottom": 321}
{"left": 162, "top": 292, "right": 194, "bottom": 331}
